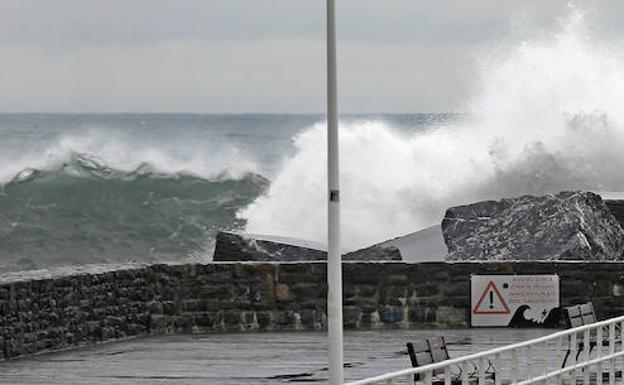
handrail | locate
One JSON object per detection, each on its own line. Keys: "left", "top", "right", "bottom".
{"left": 345, "top": 314, "right": 624, "bottom": 385}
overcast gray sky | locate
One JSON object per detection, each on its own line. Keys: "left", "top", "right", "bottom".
{"left": 1, "top": 0, "right": 623, "bottom": 113}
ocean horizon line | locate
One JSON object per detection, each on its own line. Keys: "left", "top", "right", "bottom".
{"left": 0, "top": 111, "right": 463, "bottom": 116}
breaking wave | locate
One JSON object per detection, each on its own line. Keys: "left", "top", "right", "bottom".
{"left": 0, "top": 153, "right": 268, "bottom": 273}
{"left": 241, "top": 8, "right": 624, "bottom": 248}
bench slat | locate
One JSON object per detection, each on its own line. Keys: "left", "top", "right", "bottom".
{"left": 410, "top": 340, "right": 430, "bottom": 353}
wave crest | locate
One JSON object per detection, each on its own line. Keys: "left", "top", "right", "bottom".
{"left": 0, "top": 154, "right": 269, "bottom": 273}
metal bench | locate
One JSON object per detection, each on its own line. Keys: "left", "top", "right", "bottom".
{"left": 406, "top": 337, "right": 495, "bottom": 384}
{"left": 561, "top": 302, "right": 621, "bottom": 369}
{"left": 561, "top": 302, "right": 594, "bottom": 367}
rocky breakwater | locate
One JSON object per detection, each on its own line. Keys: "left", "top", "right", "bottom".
{"left": 442, "top": 191, "right": 624, "bottom": 261}
{"left": 213, "top": 231, "right": 402, "bottom": 261}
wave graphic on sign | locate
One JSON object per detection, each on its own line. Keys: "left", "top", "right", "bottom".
{"left": 507, "top": 305, "right": 562, "bottom": 328}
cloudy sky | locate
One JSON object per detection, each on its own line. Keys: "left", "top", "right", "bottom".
{"left": 0, "top": 0, "right": 623, "bottom": 113}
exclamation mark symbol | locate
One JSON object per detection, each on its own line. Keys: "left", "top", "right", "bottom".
{"left": 489, "top": 291, "right": 494, "bottom": 309}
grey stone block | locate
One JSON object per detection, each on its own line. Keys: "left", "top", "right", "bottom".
{"left": 444, "top": 191, "right": 624, "bottom": 261}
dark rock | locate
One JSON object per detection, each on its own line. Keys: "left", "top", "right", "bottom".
{"left": 343, "top": 245, "right": 402, "bottom": 261}
{"left": 255, "top": 311, "right": 271, "bottom": 328}
{"left": 290, "top": 284, "right": 321, "bottom": 300}
{"left": 412, "top": 283, "right": 440, "bottom": 297}
{"left": 194, "top": 313, "right": 216, "bottom": 328}
{"left": 356, "top": 284, "right": 377, "bottom": 298}
{"left": 213, "top": 232, "right": 326, "bottom": 261}
{"left": 223, "top": 310, "right": 241, "bottom": 326}
{"left": 213, "top": 231, "right": 401, "bottom": 261}
{"left": 443, "top": 191, "right": 624, "bottom": 261}
{"left": 357, "top": 299, "right": 378, "bottom": 314}
{"left": 147, "top": 301, "right": 163, "bottom": 314}
{"left": 343, "top": 306, "right": 361, "bottom": 327}
{"left": 299, "top": 309, "right": 316, "bottom": 327}
{"left": 274, "top": 311, "right": 296, "bottom": 325}
{"left": 409, "top": 306, "right": 437, "bottom": 323}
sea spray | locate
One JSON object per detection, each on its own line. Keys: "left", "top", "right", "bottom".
{"left": 241, "top": 8, "right": 624, "bottom": 248}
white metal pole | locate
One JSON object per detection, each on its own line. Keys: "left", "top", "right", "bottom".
{"left": 327, "top": 0, "right": 343, "bottom": 384}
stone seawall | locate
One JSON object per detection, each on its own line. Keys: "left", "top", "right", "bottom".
{"left": 2, "top": 261, "right": 624, "bottom": 361}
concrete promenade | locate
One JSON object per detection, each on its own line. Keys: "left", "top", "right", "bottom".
{"left": 0, "top": 328, "right": 553, "bottom": 385}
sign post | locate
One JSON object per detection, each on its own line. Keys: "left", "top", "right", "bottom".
{"left": 471, "top": 275, "right": 560, "bottom": 327}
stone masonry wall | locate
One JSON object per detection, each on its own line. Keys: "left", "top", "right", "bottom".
{"left": 2, "top": 261, "right": 624, "bottom": 360}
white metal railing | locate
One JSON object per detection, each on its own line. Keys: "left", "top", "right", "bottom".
{"left": 346, "top": 315, "right": 624, "bottom": 385}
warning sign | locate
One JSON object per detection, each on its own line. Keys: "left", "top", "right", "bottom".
{"left": 473, "top": 281, "right": 510, "bottom": 315}
{"left": 471, "top": 275, "right": 559, "bottom": 327}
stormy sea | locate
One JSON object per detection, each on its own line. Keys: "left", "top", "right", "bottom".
{"left": 0, "top": 113, "right": 454, "bottom": 273}
{"left": 4, "top": 11, "right": 624, "bottom": 273}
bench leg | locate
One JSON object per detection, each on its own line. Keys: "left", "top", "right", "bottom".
{"left": 562, "top": 350, "right": 571, "bottom": 369}
{"left": 575, "top": 347, "right": 583, "bottom": 362}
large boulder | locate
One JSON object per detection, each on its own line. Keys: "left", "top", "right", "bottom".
{"left": 213, "top": 232, "right": 326, "bottom": 261}
{"left": 442, "top": 191, "right": 624, "bottom": 261}
{"left": 213, "top": 231, "right": 401, "bottom": 262}
{"left": 344, "top": 244, "right": 402, "bottom": 261}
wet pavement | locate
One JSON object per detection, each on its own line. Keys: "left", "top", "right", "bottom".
{"left": 0, "top": 328, "right": 555, "bottom": 385}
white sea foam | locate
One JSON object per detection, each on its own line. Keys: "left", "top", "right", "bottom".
{"left": 241, "top": 8, "right": 624, "bottom": 248}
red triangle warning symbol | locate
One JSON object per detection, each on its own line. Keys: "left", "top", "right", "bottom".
{"left": 473, "top": 281, "right": 511, "bottom": 315}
